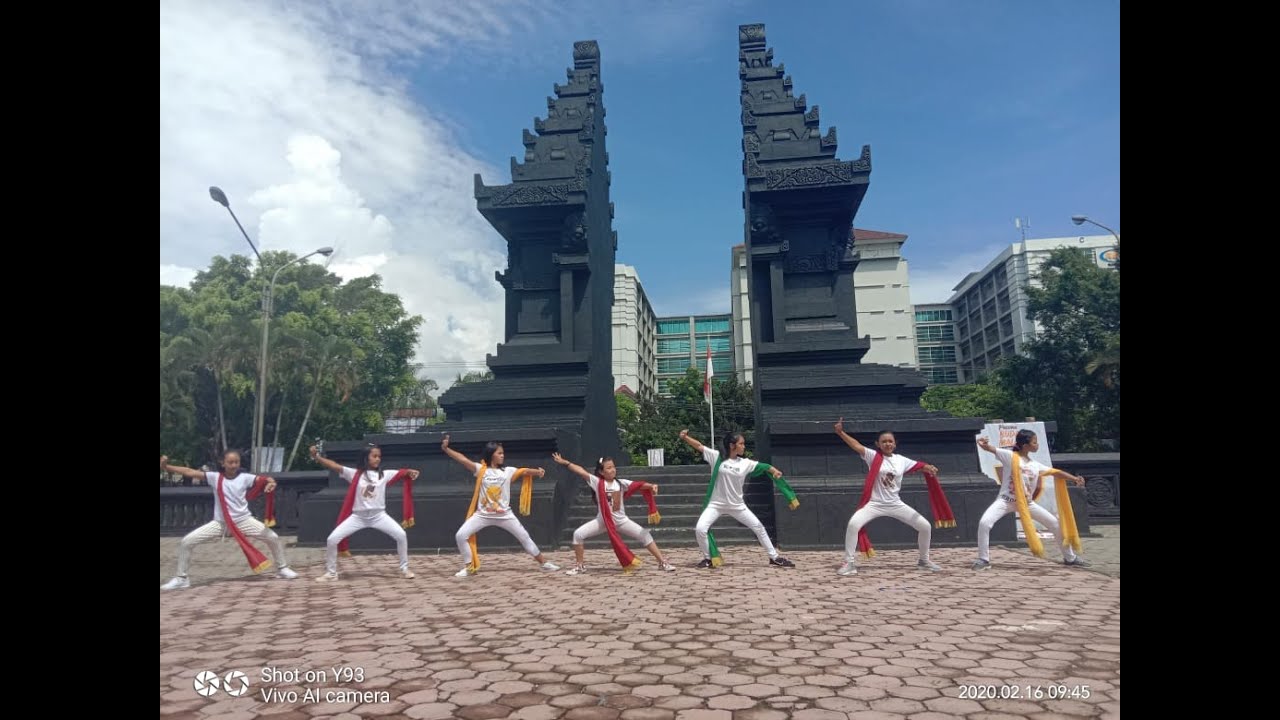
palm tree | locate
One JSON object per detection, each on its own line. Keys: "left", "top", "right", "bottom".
{"left": 159, "top": 333, "right": 196, "bottom": 425}
{"left": 266, "top": 327, "right": 307, "bottom": 460}
{"left": 287, "top": 333, "right": 360, "bottom": 470}
{"left": 187, "top": 321, "right": 252, "bottom": 455}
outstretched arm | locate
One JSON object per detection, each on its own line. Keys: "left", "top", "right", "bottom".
{"left": 308, "top": 445, "right": 346, "bottom": 475}
{"left": 976, "top": 436, "right": 1000, "bottom": 456}
{"left": 751, "top": 462, "right": 798, "bottom": 509}
{"left": 752, "top": 463, "right": 783, "bottom": 480}
{"left": 678, "top": 429, "right": 705, "bottom": 453}
{"left": 552, "top": 452, "right": 593, "bottom": 481}
{"left": 247, "top": 475, "right": 277, "bottom": 498}
{"left": 833, "top": 417, "right": 867, "bottom": 456}
{"left": 1043, "top": 469, "right": 1086, "bottom": 487}
{"left": 441, "top": 434, "right": 478, "bottom": 473}
{"left": 393, "top": 469, "right": 422, "bottom": 482}
{"left": 160, "top": 456, "right": 207, "bottom": 482}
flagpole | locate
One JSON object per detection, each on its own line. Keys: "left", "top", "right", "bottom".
{"left": 705, "top": 338, "right": 715, "bottom": 445}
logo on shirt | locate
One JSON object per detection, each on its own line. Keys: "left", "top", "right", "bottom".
{"left": 481, "top": 485, "right": 504, "bottom": 512}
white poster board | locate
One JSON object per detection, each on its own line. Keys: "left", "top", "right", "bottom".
{"left": 975, "top": 421, "right": 1056, "bottom": 532}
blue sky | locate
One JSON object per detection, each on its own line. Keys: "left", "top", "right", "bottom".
{"left": 160, "top": 0, "right": 1119, "bottom": 374}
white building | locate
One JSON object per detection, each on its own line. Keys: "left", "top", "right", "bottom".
{"left": 852, "top": 229, "right": 917, "bottom": 368}
{"left": 947, "top": 234, "right": 1119, "bottom": 380}
{"left": 611, "top": 264, "right": 657, "bottom": 399}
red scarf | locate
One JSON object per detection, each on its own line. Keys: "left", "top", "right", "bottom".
{"left": 854, "top": 455, "right": 956, "bottom": 558}
{"left": 217, "top": 473, "right": 271, "bottom": 573}
{"left": 335, "top": 468, "right": 413, "bottom": 557}
{"left": 624, "top": 481, "right": 661, "bottom": 524}
{"left": 599, "top": 478, "right": 640, "bottom": 569}
{"left": 245, "top": 476, "right": 277, "bottom": 527}
{"left": 599, "top": 479, "right": 661, "bottom": 569}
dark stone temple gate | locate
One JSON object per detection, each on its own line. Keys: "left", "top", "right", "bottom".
{"left": 295, "top": 41, "right": 620, "bottom": 551}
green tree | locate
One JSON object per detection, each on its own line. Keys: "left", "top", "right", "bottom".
{"left": 993, "top": 247, "right": 1120, "bottom": 451}
{"left": 616, "top": 368, "right": 756, "bottom": 465}
{"left": 159, "top": 251, "right": 422, "bottom": 467}
{"left": 920, "top": 379, "right": 1016, "bottom": 420}
{"left": 454, "top": 370, "right": 494, "bottom": 384}
{"left": 284, "top": 332, "right": 359, "bottom": 470}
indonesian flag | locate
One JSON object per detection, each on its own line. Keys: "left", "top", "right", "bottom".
{"left": 703, "top": 345, "right": 713, "bottom": 405}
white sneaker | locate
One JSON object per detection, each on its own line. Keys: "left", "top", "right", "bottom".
{"left": 540, "top": 561, "right": 561, "bottom": 572}
{"left": 161, "top": 576, "right": 190, "bottom": 590}
{"left": 836, "top": 561, "right": 858, "bottom": 576}
{"left": 454, "top": 566, "right": 475, "bottom": 578}
{"left": 315, "top": 571, "right": 339, "bottom": 582}
{"left": 917, "top": 560, "right": 942, "bottom": 572}
{"left": 565, "top": 564, "right": 588, "bottom": 576}
{"left": 277, "top": 567, "right": 299, "bottom": 580}
{"left": 400, "top": 568, "right": 416, "bottom": 579}
{"left": 658, "top": 562, "right": 677, "bottom": 572}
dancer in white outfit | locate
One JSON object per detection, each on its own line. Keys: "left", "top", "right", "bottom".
{"left": 160, "top": 450, "right": 297, "bottom": 589}
{"left": 973, "top": 429, "right": 1089, "bottom": 570}
{"left": 310, "top": 444, "right": 420, "bottom": 581}
{"left": 832, "top": 420, "right": 954, "bottom": 576}
{"left": 679, "top": 429, "right": 799, "bottom": 569}
{"left": 443, "top": 434, "right": 560, "bottom": 577}
{"left": 552, "top": 452, "right": 675, "bottom": 575}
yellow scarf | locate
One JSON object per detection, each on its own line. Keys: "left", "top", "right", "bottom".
{"left": 1010, "top": 453, "right": 1081, "bottom": 558}
{"left": 464, "top": 463, "right": 536, "bottom": 573}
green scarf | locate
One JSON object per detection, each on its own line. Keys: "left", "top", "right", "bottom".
{"left": 700, "top": 458, "right": 800, "bottom": 566}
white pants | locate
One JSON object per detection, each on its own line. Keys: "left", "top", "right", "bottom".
{"left": 977, "top": 498, "right": 1078, "bottom": 562}
{"left": 455, "top": 513, "right": 541, "bottom": 564}
{"left": 695, "top": 502, "right": 778, "bottom": 559}
{"left": 326, "top": 510, "right": 409, "bottom": 573}
{"left": 176, "top": 516, "right": 289, "bottom": 577}
{"left": 844, "top": 501, "right": 932, "bottom": 563}
{"left": 573, "top": 516, "right": 653, "bottom": 546}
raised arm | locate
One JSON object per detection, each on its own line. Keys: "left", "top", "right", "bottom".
{"left": 160, "top": 455, "right": 207, "bottom": 482}
{"left": 678, "top": 429, "right": 705, "bottom": 453}
{"left": 440, "top": 434, "right": 478, "bottom": 473}
{"left": 976, "top": 436, "right": 1000, "bottom": 456}
{"left": 551, "top": 452, "right": 592, "bottom": 481}
{"left": 308, "top": 445, "right": 346, "bottom": 475}
{"left": 833, "top": 417, "right": 867, "bottom": 456}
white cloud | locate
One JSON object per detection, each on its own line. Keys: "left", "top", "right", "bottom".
{"left": 159, "top": 0, "right": 543, "bottom": 385}
{"left": 160, "top": 264, "right": 198, "bottom": 288}
{"left": 906, "top": 243, "right": 1008, "bottom": 305}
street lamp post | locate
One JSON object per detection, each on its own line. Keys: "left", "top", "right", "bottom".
{"left": 1071, "top": 215, "right": 1120, "bottom": 245}
{"left": 209, "top": 186, "right": 262, "bottom": 263}
{"left": 209, "top": 185, "right": 333, "bottom": 471}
